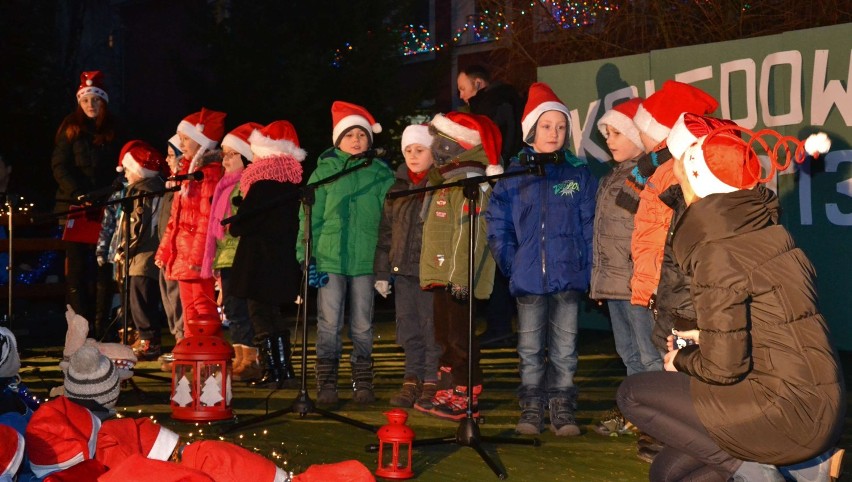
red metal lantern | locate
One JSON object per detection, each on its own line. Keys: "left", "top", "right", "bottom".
{"left": 170, "top": 333, "right": 234, "bottom": 422}
{"left": 376, "top": 408, "right": 415, "bottom": 479}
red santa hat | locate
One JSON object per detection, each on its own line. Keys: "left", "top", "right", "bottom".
{"left": 331, "top": 101, "right": 382, "bottom": 146}
{"left": 97, "top": 417, "right": 180, "bottom": 469}
{"left": 76, "top": 71, "right": 109, "bottom": 104}
{"left": 633, "top": 80, "right": 718, "bottom": 144}
{"left": 177, "top": 108, "right": 227, "bottom": 151}
{"left": 43, "top": 458, "right": 108, "bottom": 482}
{"left": 667, "top": 113, "right": 739, "bottom": 161}
{"left": 597, "top": 97, "right": 643, "bottom": 151}
{"left": 292, "top": 460, "right": 376, "bottom": 482}
{"left": 222, "top": 122, "right": 263, "bottom": 162}
{"left": 26, "top": 397, "right": 102, "bottom": 478}
{"left": 0, "top": 424, "right": 24, "bottom": 477}
{"left": 181, "top": 440, "right": 290, "bottom": 482}
{"left": 682, "top": 124, "right": 831, "bottom": 198}
{"left": 401, "top": 124, "right": 434, "bottom": 151}
{"left": 521, "top": 82, "right": 572, "bottom": 148}
{"left": 249, "top": 120, "right": 307, "bottom": 161}
{"left": 430, "top": 112, "right": 503, "bottom": 175}
{"left": 116, "top": 140, "right": 166, "bottom": 179}
{"left": 99, "top": 454, "right": 215, "bottom": 482}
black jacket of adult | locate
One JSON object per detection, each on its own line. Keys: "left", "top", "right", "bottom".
{"left": 468, "top": 82, "right": 523, "bottom": 166}
{"left": 671, "top": 187, "right": 844, "bottom": 465}
{"left": 374, "top": 164, "right": 429, "bottom": 281}
{"left": 229, "top": 180, "right": 301, "bottom": 306}
{"left": 51, "top": 116, "right": 121, "bottom": 214}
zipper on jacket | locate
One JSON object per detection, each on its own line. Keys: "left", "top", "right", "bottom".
{"left": 540, "top": 175, "right": 547, "bottom": 292}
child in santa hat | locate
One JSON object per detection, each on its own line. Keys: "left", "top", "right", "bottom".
{"left": 113, "top": 140, "right": 168, "bottom": 360}
{"left": 295, "top": 102, "right": 394, "bottom": 404}
{"left": 229, "top": 120, "right": 306, "bottom": 389}
{"left": 374, "top": 124, "right": 440, "bottom": 408}
{"left": 485, "top": 83, "right": 596, "bottom": 435}
{"left": 156, "top": 108, "right": 226, "bottom": 344}
{"left": 415, "top": 111, "right": 501, "bottom": 421}
{"left": 201, "top": 123, "right": 263, "bottom": 382}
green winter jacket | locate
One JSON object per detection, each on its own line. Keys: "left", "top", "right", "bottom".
{"left": 296, "top": 147, "right": 394, "bottom": 276}
{"left": 420, "top": 145, "right": 495, "bottom": 299}
{"left": 213, "top": 185, "right": 242, "bottom": 269}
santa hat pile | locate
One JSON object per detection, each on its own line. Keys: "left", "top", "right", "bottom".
{"left": 430, "top": 112, "right": 503, "bottom": 175}
{"left": 401, "top": 124, "right": 434, "bottom": 151}
{"left": 0, "top": 327, "right": 20, "bottom": 378}
{"left": 97, "top": 417, "right": 180, "bottom": 469}
{"left": 222, "top": 122, "right": 263, "bottom": 163}
{"left": 0, "top": 424, "right": 24, "bottom": 478}
{"left": 521, "top": 82, "right": 572, "bottom": 147}
{"left": 76, "top": 71, "right": 109, "bottom": 104}
{"left": 331, "top": 101, "right": 382, "bottom": 146}
{"left": 116, "top": 140, "right": 166, "bottom": 179}
{"left": 683, "top": 125, "right": 831, "bottom": 198}
{"left": 633, "top": 80, "right": 718, "bottom": 144}
{"left": 63, "top": 345, "right": 121, "bottom": 411}
{"left": 249, "top": 120, "right": 307, "bottom": 161}
{"left": 26, "top": 397, "right": 102, "bottom": 478}
{"left": 181, "top": 440, "right": 291, "bottom": 482}
{"left": 98, "top": 454, "right": 214, "bottom": 482}
{"left": 597, "top": 97, "right": 644, "bottom": 151}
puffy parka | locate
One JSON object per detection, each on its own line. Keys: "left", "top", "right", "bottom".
{"left": 374, "top": 163, "right": 429, "bottom": 281}
{"left": 296, "top": 147, "right": 394, "bottom": 276}
{"left": 485, "top": 148, "right": 596, "bottom": 297}
{"left": 119, "top": 175, "right": 164, "bottom": 280}
{"left": 155, "top": 151, "right": 224, "bottom": 280}
{"left": 671, "top": 188, "right": 844, "bottom": 465}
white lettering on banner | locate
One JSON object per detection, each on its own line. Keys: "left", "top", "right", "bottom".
{"left": 573, "top": 101, "right": 610, "bottom": 162}
{"left": 603, "top": 86, "right": 637, "bottom": 112}
{"left": 675, "top": 65, "right": 713, "bottom": 84}
{"left": 812, "top": 50, "right": 852, "bottom": 126}
{"left": 826, "top": 150, "right": 852, "bottom": 226}
{"left": 720, "top": 58, "right": 758, "bottom": 128}
{"left": 761, "top": 50, "right": 804, "bottom": 127}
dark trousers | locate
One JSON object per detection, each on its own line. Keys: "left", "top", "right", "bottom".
{"left": 617, "top": 371, "right": 740, "bottom": 481}
{"left": 483, "top": 269, "right": 515, "bottom": 336}
{"left": 248, "top": 299, "right": 286, "bottom": 344}
{"left": 158, "top": 270, "right": 183, "bottom": 342}
{"left": 433, "top": 289, "right": 482, "bottom": 386}
{"left": 129, "top": 275, "right": 165, "bottom": 342}
{"left": 219, "top": 268, "right": 254, "bottom": 346}
{"left": 394, "top": 275, "right": 439, "bottom": 381}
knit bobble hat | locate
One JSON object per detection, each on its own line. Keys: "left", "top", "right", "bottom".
{"left": 401, "top": 124, "right": 434, "bottom": 151}
{"left": 64, "top": 345, "right": 121, "bottom": 410}
{"left": 597, "top": 98, "right": 643, "bottom": 151}
{"left": 0, "top": 327, "right": 21, "bottom": 378}
{"left": 633, "top": 80, "right": 718, "bottom": 144}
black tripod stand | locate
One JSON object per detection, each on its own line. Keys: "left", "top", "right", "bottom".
{"left": 220, "top": 157, "right": 380, "bottom": 435}
{"left": 366, "top": 166, "right": 540, "bottom": 479}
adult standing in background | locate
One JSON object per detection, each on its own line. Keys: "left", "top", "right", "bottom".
{"left": 456, "top": 65, "right": 523, "bottom": 348}
{"left": 51, "top": 71, "right": 122, "bottom": 337}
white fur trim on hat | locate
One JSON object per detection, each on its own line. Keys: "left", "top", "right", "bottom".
{"left": 177, "top": 120, "right": 219, "bottom": 150}
{"left": 597, "top": 109, "right": 643, "bottom": 151}
{"left": 249, "top": 130, "right": 307, "bottom": 162}
{"left": 522, "top": 101, "right": 571, "bottom": 146}
{"left": 430, "top": 114, "right": 480, "bottom": 147}
{"left": 401, "top": 124, "right": 434, "bottom": 151}
{"left": 146, "top": 426, "right": 180, "bottom": 461}
{"left": 683, "top": 136, "right": 738, "bottom": 198}
{"left": 486, "top": 164, "right": 504, "bottom": 176}
{"left": 666, "top": 113, "right": 697, "bottom": 160}
{"left": 633, "top": 104, "right": 670, "bottom": 144}
{"left": 222, "top": 133, "right": 254, "bottom": 162}
{"left": 120, "top": 152, "right": 159, "bottom": 179}
{"left": 332, "top": 115, "right": 382, "bottom": 145}
{"left": 77, "top": 87, "right": 109, "bottom": 104}
{"left": 167, "top": 134, "right": 183, "bottom": 157}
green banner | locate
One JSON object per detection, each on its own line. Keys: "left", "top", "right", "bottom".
{"left": 540, "top": 23, "right": 852, "bottom": 348}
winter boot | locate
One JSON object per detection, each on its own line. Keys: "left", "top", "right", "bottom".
{"left": 230, "top": 344, "right": 246, "bottom": 379}
{"left": 315, "top": 358, "right": 339, "bottom": 404}
{"left": 249, "top": 337, "right": 281, "bottom": 388}
{"left": 549, "top": 388, "right": 581, "bottom": 436}
{"left": 271, "top": 331, "right": 297, "bottom": 388}
{"left": 515, "top": 398, "right": 545, "bottom": 435}
{"left": 351, "top": 358, "right": 376, "bottom": 404}
{"left": 414, "top": 380, "right": 439, "bottom": 412}
{"left": 238, "top": 346, "right": 264, "bottom": 382}
{"left": 389, "top": 377, "right": 421, "bottom": 408}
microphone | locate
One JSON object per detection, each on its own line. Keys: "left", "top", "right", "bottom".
{"left": 519, "top": 152, "right": 562, "bottom": 165}
{"left": 76, "top": 176, "right": 125, "bottom": 202}
{"left": 166, "top": 171, "right": 204, "bottom": 182}
{"left": 348, "top": 147, "right": 387, "bottom": 160}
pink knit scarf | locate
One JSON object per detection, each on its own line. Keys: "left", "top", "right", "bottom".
{"left": 240, "top": 154, "right": 303, "bottom": 195}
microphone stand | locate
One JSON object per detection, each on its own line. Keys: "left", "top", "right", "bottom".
{"left": 364, "top": 163, "right": 542, "bottom": 479}
{"left": 2, "top": 193, "right": 15, "bottom": 327}
{"left": 221, "top": 157, "right": 379, "bottom": 435}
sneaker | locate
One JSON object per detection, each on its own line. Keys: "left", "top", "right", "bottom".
{"left": 779, "top": 447, "right": 845, "bottom": 482}
{"left": 429, "top": 385, "right": 481, "bottom": 421}
{"left": 389, "top": 378, "right": 421, "bottom": 408}
{"left": 132, "top": 339, "right": 162, "bottom": 361}
{"left": 593, "top": 407, "right": 633, "bottom": 436}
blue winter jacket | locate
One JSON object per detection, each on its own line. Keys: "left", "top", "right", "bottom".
{"left": 485, "top": 148, "right": 596, "bottom": 296}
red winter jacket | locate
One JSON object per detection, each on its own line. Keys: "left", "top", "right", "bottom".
{"left": 156, "top": 152, "right": 224, "bottom": 280}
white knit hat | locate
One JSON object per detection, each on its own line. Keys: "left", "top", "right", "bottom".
{"left": 0, "top": 327, "right": 20, "bottom": 378}
{"left": 401, "top": 124, "right": 434, "bottom": 151}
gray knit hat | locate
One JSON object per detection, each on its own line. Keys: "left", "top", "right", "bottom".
{"left": 64, "top": 345, "right": 121, "bottom": 409}
{"left": 0, "top": 327, "right": 21, "bottom": 378}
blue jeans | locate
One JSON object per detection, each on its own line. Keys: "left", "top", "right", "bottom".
{"left": 516, "top": 290, "right": 580, "bottom": 399}
{"left": 316, "top": 273, "right": 375, "bottom": 363}
{"left": 607, "top": 300, "right": 663, "bottom": 375}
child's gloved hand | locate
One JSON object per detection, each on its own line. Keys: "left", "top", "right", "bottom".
{"left": 308, "top": 258, "right": 328, "bottom": 288}
{"left": 449, "top": 283, "right": 469, "bottom": 301}
{"left": 374, "top": 280, "right": 392, "bottom": 298}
